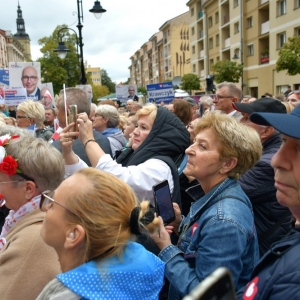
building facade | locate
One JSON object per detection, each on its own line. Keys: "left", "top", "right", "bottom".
{"left": 86, "top": 65, "right": 102, "bottom": 86}
{"left": 187, "top": 0, "right": 300, "bottom": 97}
{"left": 0, "top": 30, "right": 8, "bottom": 68}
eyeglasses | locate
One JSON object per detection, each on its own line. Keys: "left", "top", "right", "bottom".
{"left": 41, "top": 95, "right": 50, "bottom": 99}
{"left": 21, "top": 76, "right": 38, "bottom": 81}
{"left": 40, "top": 190, "right": 80, "bottom": 218}
{"left": 0, "top": 180, "right": 25, "bottom": 186}
{"left": 94, "top": 114, "right": 106, "bottom": 118}
{"left": 288, "top": 90, "right": 300, "bottom": 97}
{"left": 16, "top": 115, "right": 29, "bottom": 119}
{"left": 215, "top": 95, "right": 234, "bottom": 100}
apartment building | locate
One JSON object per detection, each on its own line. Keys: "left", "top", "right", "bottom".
{"left": 0, "top": 30, "right": 8, "bottom": 68}
{"left": 187, "top": 0, "right": 300, "bottom": 97}
{"left": 86, "top": 66, "right": 102, "bottom": 86}
{"left": 129, "top": 11, "right": 191, "bottom": 87}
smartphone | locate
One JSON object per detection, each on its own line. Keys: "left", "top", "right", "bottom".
{"left": 152, "top": 180, "right": 175, "bottom": 225}
{"left": 183, "top": 267, "right": 236, "bottom": 300}
{"left": 68, "top": 105, "right": 78, "bottom": 139}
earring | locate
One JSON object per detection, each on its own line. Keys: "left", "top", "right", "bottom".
{"left": 69, "top": 232, "right": 75, "bottom": 239}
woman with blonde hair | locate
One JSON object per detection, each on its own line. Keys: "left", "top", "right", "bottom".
{"left": 282, "top": 101, "right": 294, "bottom": 113}
{"left": 37, "top": 168, "right": 165, "bottom": 300}
{"left": 0, "top": 134, "right": 64, "bottom": 299}
{"left": 150, "top": 112, "right": 262, "bottom": 298}
{"left": 16, "top": 100, "right": 54, "bottom": 141}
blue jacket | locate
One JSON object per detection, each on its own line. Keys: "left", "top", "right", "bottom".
{"left": 238, "top": 133, "right": 292, "bottom": 256}
{"left": 159, "top": 178, "right": 259, "bottom": 299}
{"left": 237, "top": 227, "right": 300, "bottom": 300}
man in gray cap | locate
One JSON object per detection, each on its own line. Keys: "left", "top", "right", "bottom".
{"left": 233, "top": 98, "right": 292, "bottom": 256}
{"left": 184, "top": 97, "right": 198, "bottom": 120}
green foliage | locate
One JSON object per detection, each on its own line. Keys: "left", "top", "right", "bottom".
{"left": 101, "top": 69, "right": 116, "bottom": 93}
{"left": 92, "top": 85, "right": 110, "bottom": 103}
{"left": 276, "top": 36, "right": 300, "bottom": 75}
{"left": 180, "top": 74, "right": 201, "bottom": 92}
{"left": 137, "top": 86, "right": 147, "bottom": 96}
{"left": 211, "top": 60, "right": 243, "bottom": 83}
{"left": 37, "top": 25, "right": 82, "bottom": 94}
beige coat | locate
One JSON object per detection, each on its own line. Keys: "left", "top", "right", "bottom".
{"left": 0, "top": 209, "right": 61, "bottom": 300}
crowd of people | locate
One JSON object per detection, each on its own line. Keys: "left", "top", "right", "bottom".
{"left": 0, "top": 83, "right": 299, "bottom": 299}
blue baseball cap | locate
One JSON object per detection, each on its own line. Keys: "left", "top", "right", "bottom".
{"left": 250, "top": 104, "right": 300, "bottom": 139}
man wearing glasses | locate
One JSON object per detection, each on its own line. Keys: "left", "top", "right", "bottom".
{"left": 21, "top": 66, "right": 40, "bottom": 100}
{"left": 213, "top": 82, "right": 243, "bottom": 121}
{"left": 127, "top": 85, "right": 138, "bottom": 101}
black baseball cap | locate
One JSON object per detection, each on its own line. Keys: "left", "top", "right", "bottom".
{"left": 250, "top": 104, "right": 300, "bottom": 139}
{"left": 232, "top": 98, "right": 287, "bottom": 114}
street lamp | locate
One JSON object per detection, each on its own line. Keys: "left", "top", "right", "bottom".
{"left": 54, "top": 0, "right": 106, "bottom": 85}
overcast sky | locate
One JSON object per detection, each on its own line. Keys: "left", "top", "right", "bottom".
{"left": 2, "top": 0, "right": 189, "bottom": 83}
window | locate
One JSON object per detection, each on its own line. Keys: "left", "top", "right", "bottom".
{"left": 193, "top": 64, "right": 196, "bottom": 72}
{"left": 168, "top": 44, "right": 170, "bottom": 51}
{"left": 209, "top": 37, "right": 214, "bottom": 49}
{"left": 191, "top": 8, "right": 194, "bottom": 16}
{"left": 216, "top": 34, "right": 220, "bottom": 46}
{"left": 233, "top": 0, "right": 239, "bottom": 7}
{"left": 216, "top": 56, "right": 220, "bottom": 61}
{"left": 234, "top": 22, "right": 240, "bottom": 34}
{"left": 192, "top": 45, "right": 195, "bottom": 54}
{"left": 215, "top": 12, "right": 219, "bottom": 24}
{"left": 210, "top": 59, "right": 214, "bottom": 70}
{"left": 169, "top": 59, "right": 171, "bottom": 66}
{"left": 247, "top": 17, "right": 253, "bottom": 28}
{"left": 208, "top": 17, "right": 213, "bottom": 28}
{"left": 295, "top": 26, "right": 300, "bottom": 37}
{"left": 277, "top": 0, "right": 286, "bottom": 16}
{"left": 295, "top": 0, "right": 300, "bottom": 8}
{"left": 277, "top": 32, "right": 286, "bottom": 48}
{"left": 247, "top": 44, "right": 254, "bottom": 56}
{"left": 192, "top": 27, "right": 195, "bottom": 35}
{"left": 168, "top": 29, "right": 170, "bottom": 36}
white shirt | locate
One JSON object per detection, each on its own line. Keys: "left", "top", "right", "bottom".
{"left": 65, "top": 154, "right": 174, "bottom": 206}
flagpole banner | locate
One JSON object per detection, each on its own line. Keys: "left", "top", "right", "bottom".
{"left": 40, "top": 82, "right": 55, "bottom": 108}
{"left": 4, "top": 88, "right": 27, "bottom": 106}
{"left": 147, "top": 82, "right": 174, "bottom": 104}
{"left": 9, "top": 62, "right": 41, "bottom": 101}
{"left": 0, "top": 68, "right": 9, "bottom": 89}
{"left": 116, "top": 84, "right": 138, "bottom": 102}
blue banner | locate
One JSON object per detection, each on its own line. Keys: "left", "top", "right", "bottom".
{"left": 147, "top": 82, "right": 174, "bottom": 104}
{"left": 0, "top": 69, "right": 9, "bottom": 88}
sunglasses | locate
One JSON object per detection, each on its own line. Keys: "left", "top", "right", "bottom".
{"left": 40, "top": 190, "right": 80, "bottom": 219}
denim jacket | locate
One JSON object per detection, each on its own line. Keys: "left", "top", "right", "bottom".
{"left": 159, "top": 178, "right": 259, "bottom": 300}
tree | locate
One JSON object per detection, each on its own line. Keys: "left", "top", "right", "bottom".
{"left": 92, "top": 85, "right": 110, "bottom": 103}
{"left": 37, "top": 25, "right": 81, "bottom": 95}
{"left": 101, "top": 69, "right": 116, "bottom": 93}
{"left": 276, "top": 36, "right": 300, "bottom": 75}
{"left": 138, "top": 86, "right": 147, "bottom": 96}
{"left": 180, "top": 73, "right": 200, "bottom": 94}
{"left": 211, "top": 60, "right": 243, "bottom": 83}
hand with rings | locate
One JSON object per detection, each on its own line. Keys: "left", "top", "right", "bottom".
{"left": 77, "top": 113, "right": 94, "bottom": 145}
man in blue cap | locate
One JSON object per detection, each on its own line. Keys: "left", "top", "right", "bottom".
{"left": 233, "top": 98, "right": 292, "bottom": 256}
{"left": 237, "top": 104, "right": 300, "bottom": 299}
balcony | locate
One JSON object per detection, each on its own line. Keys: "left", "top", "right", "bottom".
{"left": 223, "top": 15, "right": 229, "bottom": 25}
{"left": 199, "top": 50, "right": 204, "bottom": 58}
{"left": 261, "top": 55, "right": 269, "bottom": 64}
{"left": 198, "top": 11, "right": 203, "bottom": 19}
{"left": 224, "top": 37, "right": 230, "bottom": 48}
{"left": 200, "top": 69, "right": 205, "bottom": 77}
{"left": 199, "top": 31, "right": 204, "bottom": 39}
{"left": 165, "top": 66, "right": 168, "bottom": 72}
{"left": 261, "top": 21, "right": 269, "bottom": 35}
{"left": 261, "top": 0, "right": 269, "bottom": 4}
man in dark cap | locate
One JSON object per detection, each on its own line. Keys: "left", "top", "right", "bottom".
{"left": 233, "top": 98, "right": 292, "bottom": 256}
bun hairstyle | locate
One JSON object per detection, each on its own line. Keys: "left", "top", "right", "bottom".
{"left": 64, "top": 168, "right": 160, "bottom": 264}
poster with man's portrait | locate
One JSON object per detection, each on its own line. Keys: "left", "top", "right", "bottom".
{"left": 116, "top": 84, "right": 138, "bottom": 102}
{"left": 9, "top": 62, "right": 41, "bottom": 101}
{"left": 40, "top": 83, "right": 55, "bottom": 109}
{"left": 76, "top": 84, "right": 93, "bottom": 103}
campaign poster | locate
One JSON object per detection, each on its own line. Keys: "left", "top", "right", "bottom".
{"left": 4, "top": 88, "right": 27, "bottom": 106}
{"left": 40, "top": 82, "right": 55, "bottom": 109}
{"left": 0, "top": 68, "right": 9, "bottom": 89}
{"left": 116, "top": 84, "right": 138, "bottom": 102}
{"left": 76, "top": 84, "right": 93, "bottom": 103}
{"left": 147, "top": 82, "right": 174, "bottom": 104}
{"left": 9, "top": 62, "right": 41, "bottom": 101}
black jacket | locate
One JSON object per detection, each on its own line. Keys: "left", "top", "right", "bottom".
{"left": 238, "top": 133, "right": 292, "bottom": 256}
{"left": 52, "top": 131, "right": 112, "bottom": 166}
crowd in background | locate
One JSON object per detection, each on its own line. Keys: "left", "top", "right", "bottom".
{"left": 0, "top": 83, "right": 300, "bottom": 299}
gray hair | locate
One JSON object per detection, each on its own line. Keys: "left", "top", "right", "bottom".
{"left": 57, "top": 87, "right": 90, "bottom": 115}
{"left": 200, "top": 96, "right": 214, "bottom": 106}
{"left": 95, "top": 104, "right": 120, "bottom": 128}
{"left": 90, "top": 103, "right": 97, "bottom": 113}
{"left": 6, "top": 136, "right": 64, "bottom": 191}
{"left": 17, "top": 100, "right": 45, "bottom": 128}
{"left": 216, "top": 82, "right": 243, "bottom": 101}
{"left": 0, "top": 124, "right": 34, "bottom": 137}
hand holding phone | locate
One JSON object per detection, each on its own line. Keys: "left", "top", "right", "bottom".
{"left": 152, "top": 180, "right": 175, "bottom": 225}
{"left": 68, "top": 105, "right": 78, "bottom": 139}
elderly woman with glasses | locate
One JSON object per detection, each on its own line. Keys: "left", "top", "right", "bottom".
{"left": 16, "top": 99, "right": 54, "bottom": 141}
{"left": 0, "top": 134, "right": 64, "bottom": 300}
{"left": 37, "top": 168, "right": 165, "bottom": 300}
{"left": 150, "top": 113, "right": 262, "bottom": 299}
{"left": 287, "top": 90, "right": 300, "bottom": 107}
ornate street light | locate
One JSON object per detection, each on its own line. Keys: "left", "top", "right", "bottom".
{"left": 54, "top": 0, "right": 106, "bottom": 85}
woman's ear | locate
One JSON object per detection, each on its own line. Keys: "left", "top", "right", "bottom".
{"left": 220, "top": 157, "right": 238, "bottom": 175}
{"left": 25, "top": 180, "right": 37, "bottom": 200}
{"left": 64, "top": 225, "right": 85, "bottom": 249}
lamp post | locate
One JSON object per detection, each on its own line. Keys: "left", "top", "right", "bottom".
{"left": 54, "top": 0, "right": 106, "bottom": 85}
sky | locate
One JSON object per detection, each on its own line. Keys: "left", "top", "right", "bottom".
{"left": 2, "top": 0, "right": 189, "bottom": 84}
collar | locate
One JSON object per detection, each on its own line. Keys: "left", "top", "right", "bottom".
{"left": 227, "top": 110, "right": 237, "bottom": 117}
